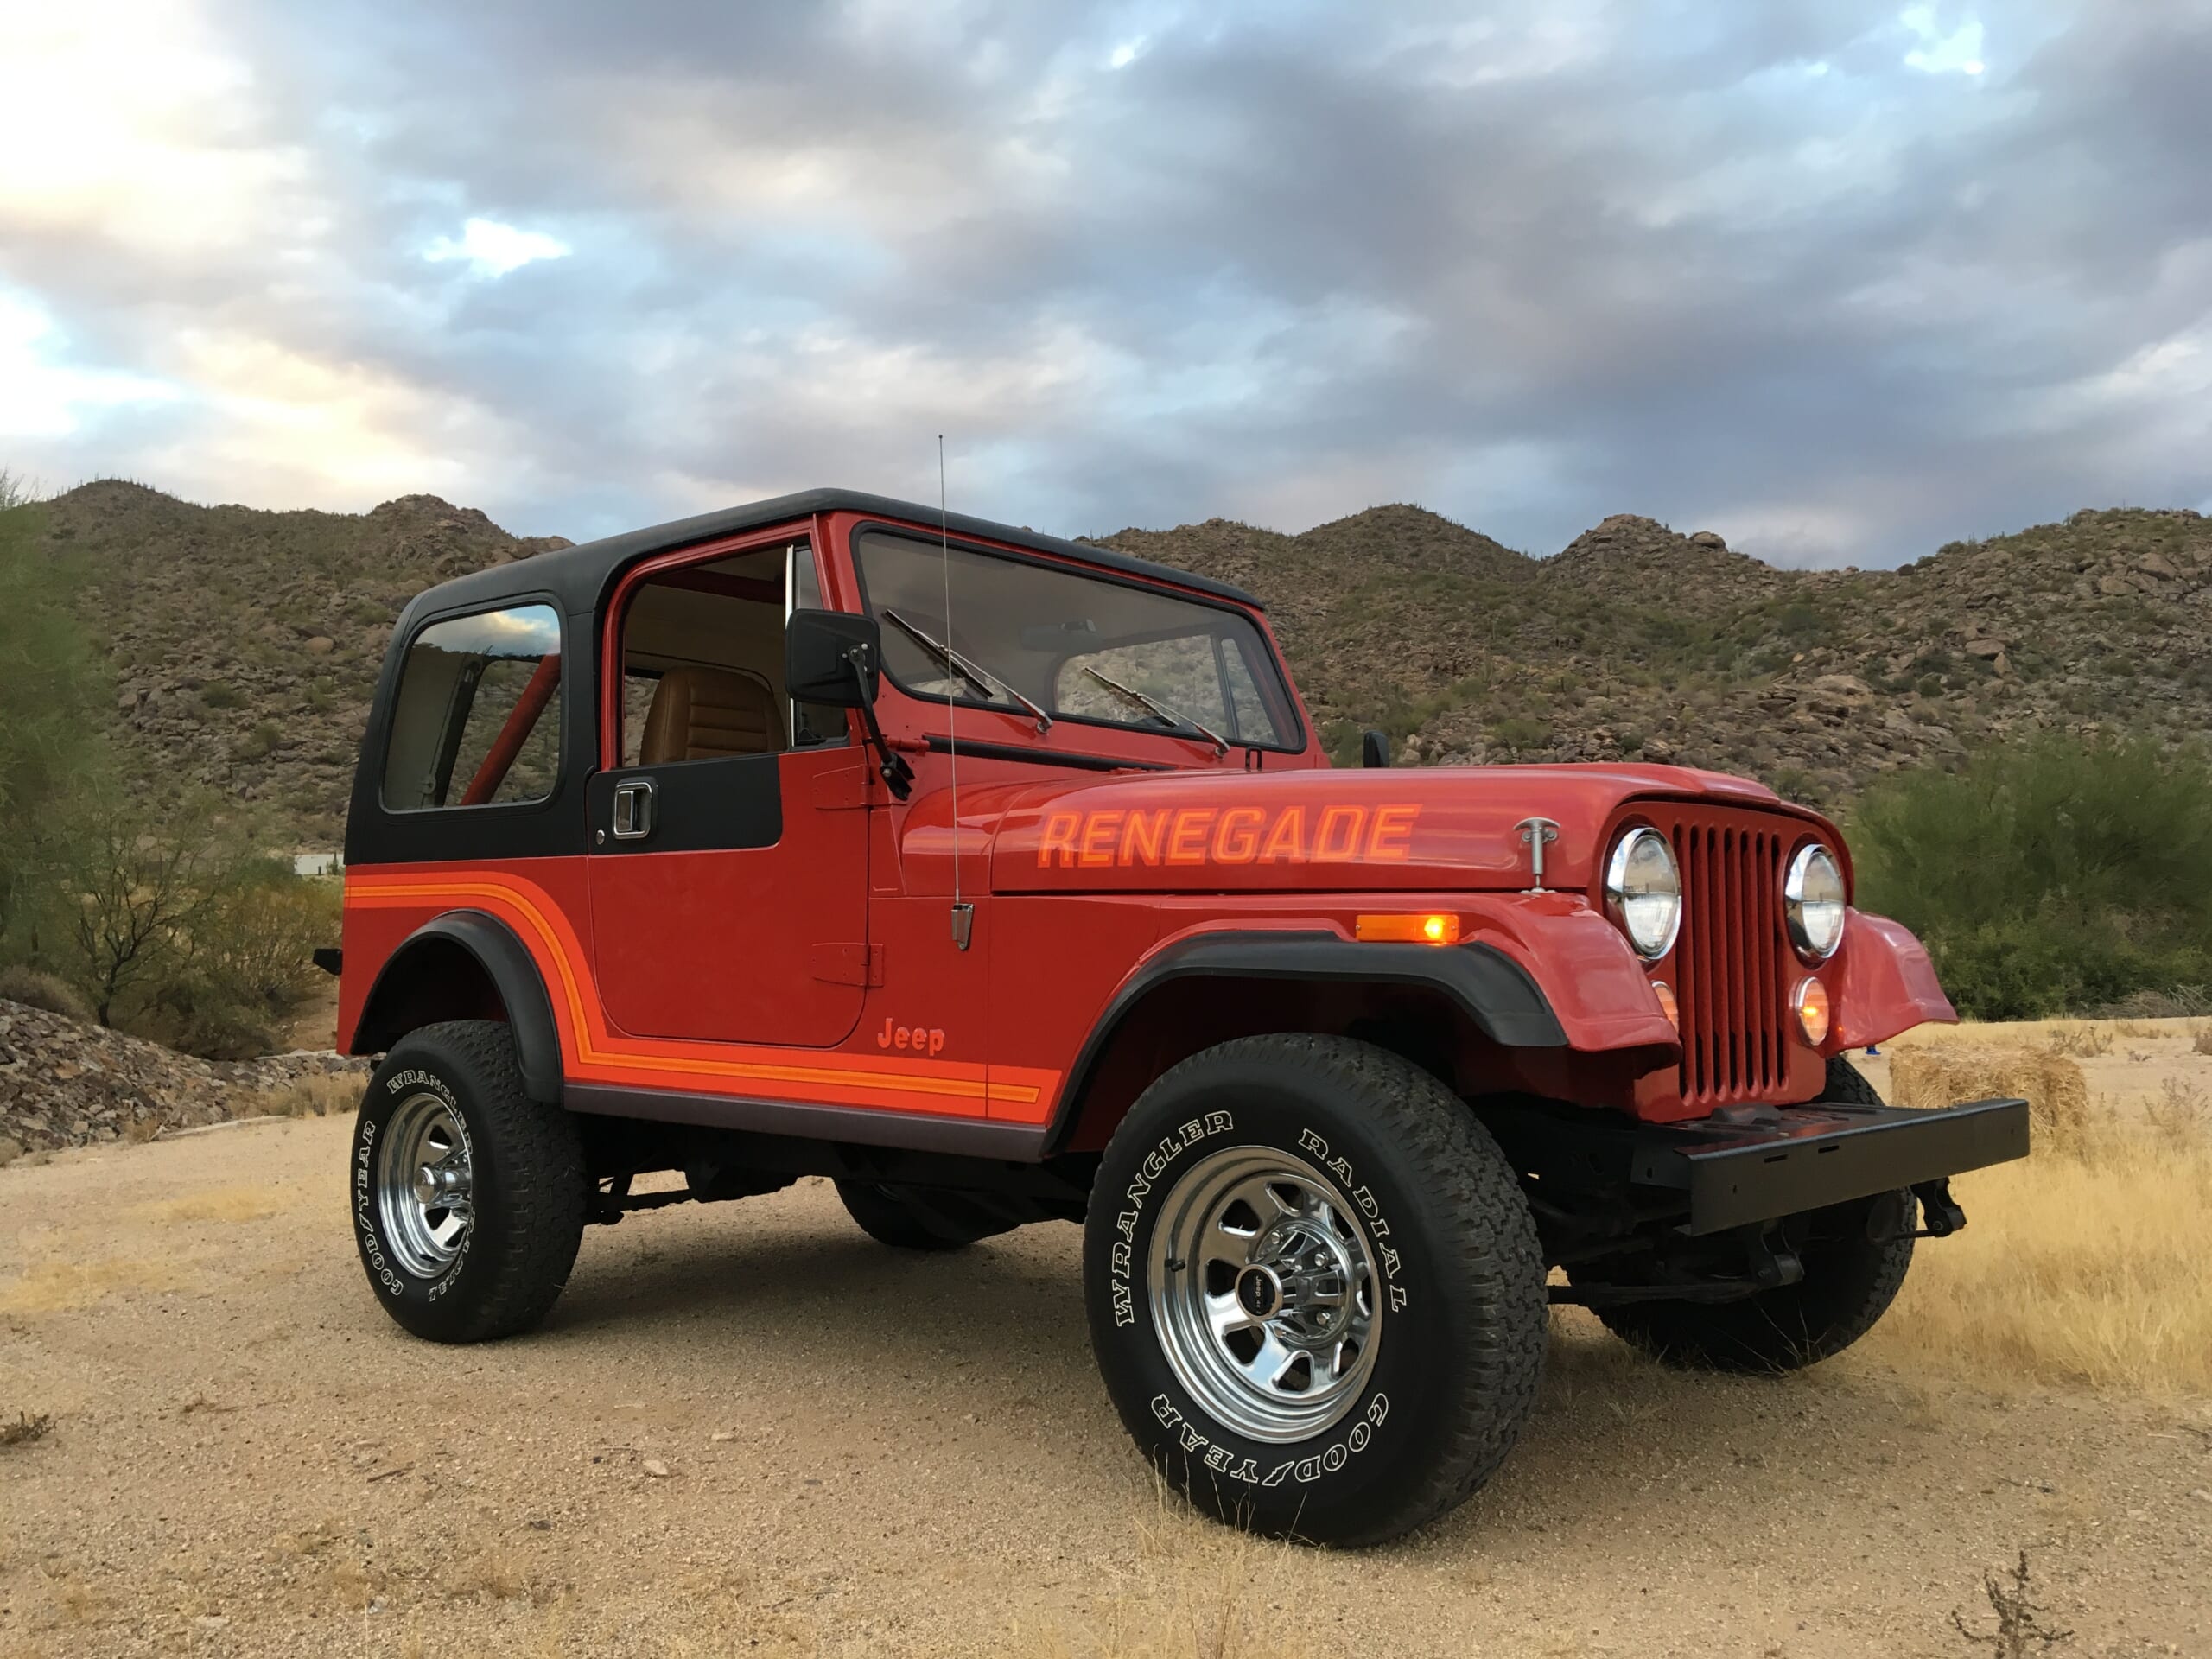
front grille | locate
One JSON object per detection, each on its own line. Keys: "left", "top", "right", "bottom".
{"left": 1659, "top": 810, "right": 1796, "bottom": 1109}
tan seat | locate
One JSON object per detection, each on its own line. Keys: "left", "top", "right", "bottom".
{"left": 639, "top": 667, "right": 784, "bottom": 764}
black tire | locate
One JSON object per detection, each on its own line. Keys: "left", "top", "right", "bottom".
{"left": 1586, "top": 1058, "right": 1915, "bottom": 1373}
{"left": 352, "top": 1020, "right": 586, "bottom": 1344}
{"left": 834, "top": 1180, "right": 1017, "bottom": 1251}
{"left": 1084, "top": 1034, "right": 1547, "bottom": 1548}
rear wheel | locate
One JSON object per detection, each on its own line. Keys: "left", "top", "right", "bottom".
{"left": 1084, "top": 1034, "right": 1547, "bottom": 1547}
{"left": 834, "top": 1180, "right": 1019, "bottom": 1251}
{"left": 353, "top": 1020, "right": 586, "bottom": 1344}
{"left": 1585, "top": 1058, "right": 1916, "bottom": 1372}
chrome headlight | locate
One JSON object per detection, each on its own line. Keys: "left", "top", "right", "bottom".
{"left": 1784, "top": 843, "right": 1847, "bottom": 962}
{"left": 1605, "top": 827, "right": 1681, "bottom": 961}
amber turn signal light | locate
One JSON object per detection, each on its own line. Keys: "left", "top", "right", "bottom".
{"left": 1650, "top": 980, "right": 1679, "bottom": 1030}
{"left": 1356, "top": 913, "right": 1460, "bottom": 945}
{"left": 1793, "top": 976, "right": 1831, "bottom": 1046}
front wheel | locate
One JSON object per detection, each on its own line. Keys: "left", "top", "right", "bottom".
{"left": 1084, "top": 1035, "right": 1548, "bottom": 1547}
{"left": 353, "top": 1020, "right": 586, "bottom": 1344}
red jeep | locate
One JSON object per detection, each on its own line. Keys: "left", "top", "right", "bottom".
{"left": 337, "top": 489, "right": 2026, "bottom": 1545}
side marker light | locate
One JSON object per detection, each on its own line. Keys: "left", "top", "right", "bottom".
{"left": 1356, "top": 913, "right": 1460, "bottom": 945}
{"left": 1651, "top": 980, "right": 1679, "bottom": 1031}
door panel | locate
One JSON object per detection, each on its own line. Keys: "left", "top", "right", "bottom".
{"left": 586, "top": 748, "right": 868, "bottom": 1046}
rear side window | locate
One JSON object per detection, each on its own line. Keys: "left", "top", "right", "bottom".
{"left": 381, "top": 603, "right": 563, "bottom": 810}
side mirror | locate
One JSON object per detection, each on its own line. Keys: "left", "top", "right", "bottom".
{"left": 1361, "top": 728, "right": 1391, "bottom": 769}
{"left": 786, "top": 611, "right": 881, "bottom": 708}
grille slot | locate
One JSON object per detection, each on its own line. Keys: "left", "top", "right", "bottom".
{"left": 1663, "top": 815, "right": 1793, "bottom": 1109}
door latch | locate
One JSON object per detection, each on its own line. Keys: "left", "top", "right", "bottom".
{"left": 610, "top": 777, "right": 656, "bottom": 841}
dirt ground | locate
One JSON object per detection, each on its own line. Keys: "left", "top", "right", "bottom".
{"left": 3, "top": 1109, "right": 2209, "bottom": 1659}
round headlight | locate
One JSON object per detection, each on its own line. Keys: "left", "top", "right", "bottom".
{"left": 1605, "top": 827, "right": 1681, "bottom": 961}
{"left": 1784, "top": 843, "right": 1847, "bottom": 962}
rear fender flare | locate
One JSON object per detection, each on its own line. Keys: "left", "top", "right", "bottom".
{"left": 1044, "top": 931, "right": 1566, "bottom": 1154}
{"left": 352, "top": 910, "right": 563, "bottom": 1104}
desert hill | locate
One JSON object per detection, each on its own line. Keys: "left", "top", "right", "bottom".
{"left": 26, "top": 480, "right": 2210, "bottom": 842}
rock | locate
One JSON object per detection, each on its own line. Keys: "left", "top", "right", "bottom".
{"left": 0, "top": 1135, "right": 22, "bottom": 1166}
{"left": 1688, "top": 531, "right": 1726, "bottom": 549}
{"left": 305, "top": 637, "right": 335, "bottom": 655}
{"left": 1962, "top": 638, "right": 2007, "bottom": 659}
{"left": 643, "top": 1459, "right": 672, "bottom": 1478}
{"left": 2139, "top": 551, "right": 2179, "bottom": 580}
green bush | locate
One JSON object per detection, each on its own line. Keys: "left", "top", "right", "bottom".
{"left": 1849, "top": 734, "right": 2212, "bottom": 1019}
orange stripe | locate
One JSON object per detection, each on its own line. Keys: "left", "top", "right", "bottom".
{"left": 346, "top": 874, "right": 1053, "bottom": 1113}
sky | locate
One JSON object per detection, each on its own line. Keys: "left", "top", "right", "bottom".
{"left": 1, "top": 0, "right": 2207, "bottom": 567}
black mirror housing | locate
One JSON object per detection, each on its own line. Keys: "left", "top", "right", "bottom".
{"left": 1361, "top": 728, "right": 1391, "bottom": 769}
{"left": 786, "top": 611, "right": 882, "bottom": 708}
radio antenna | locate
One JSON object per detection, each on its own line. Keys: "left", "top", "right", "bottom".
{"left": 940, "top": 435, "right": 973, "bottom": 951}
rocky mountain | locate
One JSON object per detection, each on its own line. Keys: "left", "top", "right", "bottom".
{"left": 1100, "top": 504, "right": 2212, "bottom": 799}
{"left": 25, "top": 480, "right": 2211, "bottom": 842}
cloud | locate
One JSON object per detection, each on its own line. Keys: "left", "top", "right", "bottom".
{"left": 423, "top": 218, "right": 573, "bottom": 278}
{"left": 0, "top": 0, "right": 2205, "bottom": 565}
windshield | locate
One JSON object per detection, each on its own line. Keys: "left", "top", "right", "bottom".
{"left": 852, "top": 530, "right": 1300, "bottom": 750}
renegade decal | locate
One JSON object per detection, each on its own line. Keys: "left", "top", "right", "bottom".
{"left": 1036, "top": 804, "right": 1421, "bottom": 869}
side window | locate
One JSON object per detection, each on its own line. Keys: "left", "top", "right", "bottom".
{"left": 381, "top": 604, "right": 563, "bottom": 810}
{"left": 614, "top": 541, "right": 847, "bottom": 766}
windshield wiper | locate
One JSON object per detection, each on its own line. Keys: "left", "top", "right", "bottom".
{"left": 1082, "top": 667, "right": 1229, "bottom": 756}
{"left": 881, "top": 609, "right": 1052, "bottom": 734}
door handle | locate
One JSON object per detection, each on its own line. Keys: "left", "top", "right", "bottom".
{"left": 610, "top": 777, "right": 656, "bottom": 840}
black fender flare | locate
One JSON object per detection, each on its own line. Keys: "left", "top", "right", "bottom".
{"left": 1044, "top": 931, "right": 1567, "bottom": 1154}
{"left": 353, "top": 909, "right": 564, "bottom": 1105}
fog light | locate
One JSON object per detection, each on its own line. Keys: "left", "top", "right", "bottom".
{"left": 1793, "top": 976, "right": 1831, "bottom": 1046}
{"left": 1651, "top": 980, "right": 1679, "bottom": 1030}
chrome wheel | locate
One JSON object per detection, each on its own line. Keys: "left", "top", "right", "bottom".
{"left": 1149, "top": 1145, "right": 1382, "bottom": 1443}
{"left": 376, "top": 1091, "right": 474, "bottom": 1279}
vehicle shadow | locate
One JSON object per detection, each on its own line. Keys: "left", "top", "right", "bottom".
{"left": 544, "top": 1192, "right": 1899, "bottom": 1554}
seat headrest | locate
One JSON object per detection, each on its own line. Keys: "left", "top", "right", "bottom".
{"left": 639, "top": 667, "right": 784, "bottom": 765}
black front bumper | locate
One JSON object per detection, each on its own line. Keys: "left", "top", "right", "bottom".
{"left": 1632, "top": 1097, "right": 2031, "bottom": 1235}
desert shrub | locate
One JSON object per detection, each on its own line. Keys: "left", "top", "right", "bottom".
{"left": 1850, "top": 735, "right": 2212, "bottom": 1019}
{"left": 2195, "top": 1023, "right": 2212, "bottom": 1057}
{"left": 0, "top": 964, "right": 94, "bottom": 1022}
{"left": 129, "top": 859, "right": 340, "bottom": 1059}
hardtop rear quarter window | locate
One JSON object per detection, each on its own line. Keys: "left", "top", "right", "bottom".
{"left": 380, "top": 602, "right": 563, "bottom": 810}
{"left": 849, "top": 527, "right": 1301, "bottom": 751}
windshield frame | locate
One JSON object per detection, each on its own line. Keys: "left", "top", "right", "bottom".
{"left": 846, "top": 522, "right": 1307, "bottom": 754}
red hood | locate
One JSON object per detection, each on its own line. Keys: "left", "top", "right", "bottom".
{"left": 892, "top": 762, "right": 1838, "bottom": 895}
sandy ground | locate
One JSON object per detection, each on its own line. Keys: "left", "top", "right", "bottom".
{"left": 3, "top": 1116, "right": 2209, "bottom": 1659}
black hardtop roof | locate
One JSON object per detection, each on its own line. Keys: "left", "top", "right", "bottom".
{"left": 399, "top": 486, "right": 1264, "bottom": 622}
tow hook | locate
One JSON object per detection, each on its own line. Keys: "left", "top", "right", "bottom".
{"left": 1912, "top": 1179, "right": 1968, "bottom": 1238}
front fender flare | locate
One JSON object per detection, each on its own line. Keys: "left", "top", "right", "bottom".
{"left": 1045, "top": 929, "right": 1567, "bottom": 1154}
{"left": 352, "top": 909, "right": 563, "bottom": 1104}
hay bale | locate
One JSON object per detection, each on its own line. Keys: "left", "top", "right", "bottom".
{"left": 1889, "top": 1044, "right": 2089, "bottom": 1157}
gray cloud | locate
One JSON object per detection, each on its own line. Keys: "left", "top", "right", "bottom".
{"left": 2, "top": 0, "right": 2206, "bottom": 564}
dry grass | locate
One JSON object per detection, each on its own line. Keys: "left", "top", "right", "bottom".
{"left": 1868, "top": 1074, "right": 2212, "bottom": 1396}
{"left": 2042, "top": 1021, "right": 2113, "bottom": 1058}
{"left": 1, "top": 1411, "right": 54, "bottom": 1448}
{"left": 257, "top": 1073, "right": 361, "bottom": 1118}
